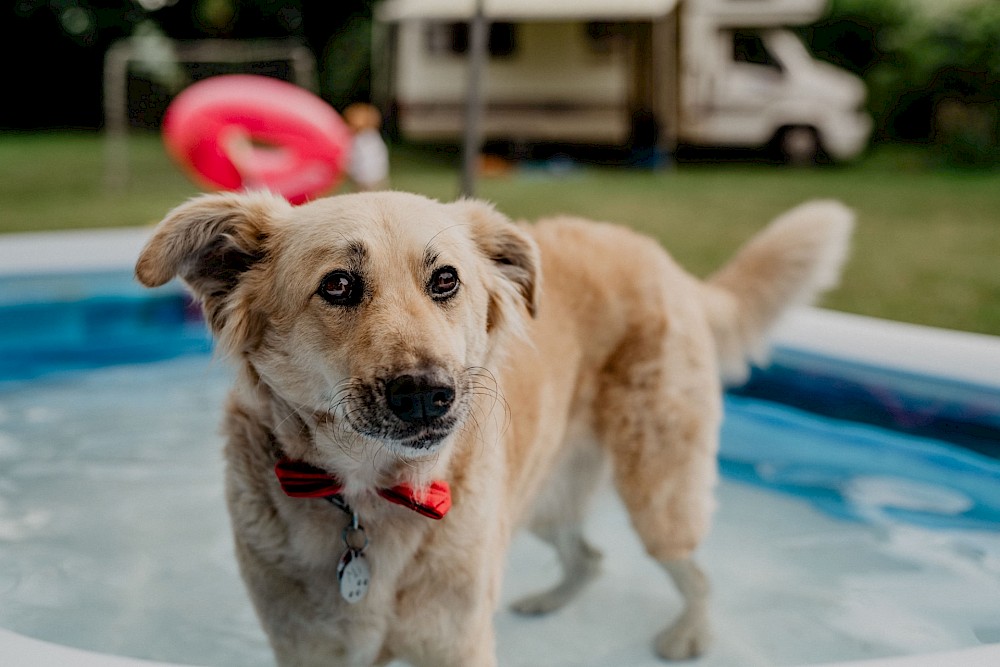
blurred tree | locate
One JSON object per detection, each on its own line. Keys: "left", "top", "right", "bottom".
{"left": 804, "top": 0, "right": 907, "bottom": 78}
{"left": 802, "top": 0, "right": 909, "bottom": 143}
{"left": 2, "top": 1, "right": 144, "bottom": 129}
{"left": 1, "top": 0, "right": 377, "bottom": 130}
{"left": 805, "top": 0, "right": 1000, "bottom": 165}
{"left": 882, "top": 1, "right": 1000, "bottom": 166}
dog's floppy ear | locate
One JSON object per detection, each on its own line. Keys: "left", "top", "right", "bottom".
{"left": 136, "top": 190, "right": 289, "bottom": 346}
{"left": 456, "top": 198, "right": 541, "bottom": 329}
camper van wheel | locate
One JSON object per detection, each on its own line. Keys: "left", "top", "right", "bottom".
{"left": 778, "top": 126, "right": 820, "bottom": 166}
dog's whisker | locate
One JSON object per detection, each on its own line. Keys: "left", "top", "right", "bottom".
{"left": 460, "top": 410, "right": 488, "bottom": 456}
{"left": 466, "top": 366, "right": 508, "bottom": 413}
{"left": 467, "top": 385, "right": 512, "bottom": 438}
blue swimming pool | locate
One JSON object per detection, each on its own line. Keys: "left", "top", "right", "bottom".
{"left": 3, "top": 268, "right": 998, "bottom": 530}
{"left": 0, "top": 270, "right": 208, "bottom": 381}
{"left": 1, "top": 264, "right": 999, "bottom": 667}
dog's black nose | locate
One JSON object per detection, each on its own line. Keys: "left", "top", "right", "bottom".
{"left": 385, "top": 374, "right": 455, "bottom": 423}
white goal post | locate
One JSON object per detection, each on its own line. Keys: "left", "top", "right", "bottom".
{"left": 102, "top": 37, "right": 318, "bottom": 191}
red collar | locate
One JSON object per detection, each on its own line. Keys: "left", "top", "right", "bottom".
{"left": 274, "top": 458, "right": 451, "bottom": 520}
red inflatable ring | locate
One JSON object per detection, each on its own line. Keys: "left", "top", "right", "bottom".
{"left": 163, "top": 74, "right": 352, "bottom": 205}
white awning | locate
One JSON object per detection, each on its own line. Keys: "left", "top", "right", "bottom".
{"left": 377, "top": 0, "right": 679, "bottom": 22}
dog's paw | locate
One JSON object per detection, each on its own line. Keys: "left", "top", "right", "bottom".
{"left": 509, "top": 589, "right": 571, "bottom": 616}
{"left": 510, "top": 550, "right": 601, "bottom": 617}
{"left": 654, "top": 612, "right": 711, "bottom": 661}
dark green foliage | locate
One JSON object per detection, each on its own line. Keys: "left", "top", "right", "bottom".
{"left": 806, "top": 0, "right": 1000, "bottom": 166}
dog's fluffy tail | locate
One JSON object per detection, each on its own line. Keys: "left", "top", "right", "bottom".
{"left": 700, "top": 200, "right": 854, "bottom": 384}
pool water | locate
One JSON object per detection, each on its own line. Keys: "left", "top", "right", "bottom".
{"left": 1, "top": 266, "right": 998, "bottom": 666}
{"left": 1, "top": 355, "right": 998, "bottom": 667}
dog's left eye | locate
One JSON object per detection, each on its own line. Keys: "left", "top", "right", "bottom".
{"left": 429, "top": 266, "right": 459, "bottom": 300}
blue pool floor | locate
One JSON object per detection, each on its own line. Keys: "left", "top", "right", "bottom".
{"left": 0, "top": 356, "right": 998, "bottom": 667}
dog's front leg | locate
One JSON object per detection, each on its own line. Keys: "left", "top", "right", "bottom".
{"left": 422, "top": 608, "right": 497, "bottom": 667}
{"left": 391, "top": 570, "right": 500, "bottom": 667}
{"left": 235, "top": 539, "right": 386, "bottom": 667}
{"left": 391, "top": 526, "right": 504, "bottom": 667}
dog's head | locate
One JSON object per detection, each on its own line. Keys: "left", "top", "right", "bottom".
{"left": 136, "top": 191, "right": 539, "bottom": 472}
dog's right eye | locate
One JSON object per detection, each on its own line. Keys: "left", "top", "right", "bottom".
{"left": 318, "top": 271, "right": 362, "bottom": 306}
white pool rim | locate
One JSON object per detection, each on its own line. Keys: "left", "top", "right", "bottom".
{"left": 2, "top": 227, "right": 998, "bottom": 667}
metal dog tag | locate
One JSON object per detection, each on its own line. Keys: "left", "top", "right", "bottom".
{"left": 337, "top": 548, "right": 370, "bottom": 604}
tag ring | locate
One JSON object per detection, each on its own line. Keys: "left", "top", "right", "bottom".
{"left": 343, "top": 524, "right": 368, "bottom": 552}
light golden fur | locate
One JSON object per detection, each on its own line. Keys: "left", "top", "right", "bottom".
{"left": 136, "top": 191, "right": 853, "bottom": 666}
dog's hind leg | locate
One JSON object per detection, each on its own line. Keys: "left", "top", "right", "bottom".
{"left": 656, "top": 558, "right": 711, "bottom": 659}
{"left": 594, "top": 317, "right": 721, "bottom": 660}
{"left": 603, "top": 414, "right": 716, "bottom": 660}
{"left": 510, "top": 429, "right": 605, "bottom": 615}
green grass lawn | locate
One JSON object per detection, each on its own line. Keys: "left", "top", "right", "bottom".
{"left": 2, "top": 131, "right": 998, "bottom": 336}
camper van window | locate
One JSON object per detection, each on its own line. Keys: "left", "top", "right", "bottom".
{"left": 732, "top": 31, "right": 782, "bottom": 72}
{"left": 425, "top": 22, "right": 518, "bottom": 59}
{"left": 585, "top": 22, "right": 627, "bottom": 55}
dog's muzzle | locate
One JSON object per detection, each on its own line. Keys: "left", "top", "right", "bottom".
{"left": 339, "top": 370, "right": 464, "bottom": 450}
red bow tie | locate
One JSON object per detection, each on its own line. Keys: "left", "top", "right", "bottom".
{"left": 274, "top": 458, "right": 451, "bottom": 520}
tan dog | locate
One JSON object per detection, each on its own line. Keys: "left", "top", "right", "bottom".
{"left": 136, "top": 191, "right": 852, "bottom": 666}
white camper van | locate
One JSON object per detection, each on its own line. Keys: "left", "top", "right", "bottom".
{"left": 374, "top": 0, "right": 872, "bottom": 162}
